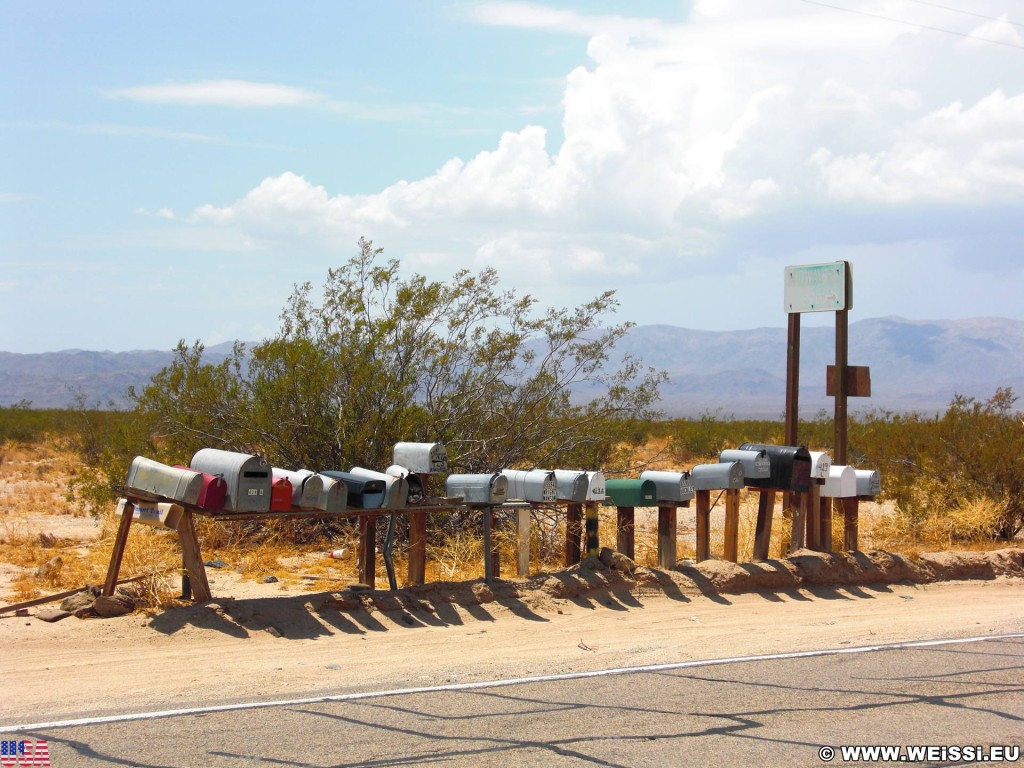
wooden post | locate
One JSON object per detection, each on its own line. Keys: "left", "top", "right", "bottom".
{"left": 753, "top": 490, "right": 775, "bottom": 560}
{"left": 789, "top": 491, "right": 806, "bottom": 554}
{"left": 358, "top": 514, "right": 377, "bottom": 589}
{"left": 616, "top": 506, "right": 635, "bottom": 560}
{"left": 657, "top": 505, "right": 677, "bottom": 569}
{"left": 103, "top": 498, "right": 136, "bottom": 596}
{"left": 517, "top": 507, "right": 531, "bottom": 577}
{"left": 564, "top": 503, "right": 582, "bottom": 566}
{"left": 723, "top": 489, "right": 740, "bottom": 563}
{"left": 407, "top": 510, "right": 427, "bottom": 586}
{"left": 820, "top": 496, "right": 834, "bottom": 553}
{"left": 584, "top": 502, "right": 600, "bottom": 558}
{"left": 785, "top": 312, "right": 801, "bottom": 447}
{"left": 695, "top": 490, "right": 711, "bottom": 562}
{"left": 483, "top": 506, "right": 497, "bottom": 583}
{"left": 843, "top": 497, "right": 860, "bottom": 551}
{"left": 805, "top": 483, "right": 822, "bottom": 551}
{"left": 835, "top": 308, "right": 849, "bottom": 466}
{"left": 176, "top": 510, "right": 211, "bottom": 602}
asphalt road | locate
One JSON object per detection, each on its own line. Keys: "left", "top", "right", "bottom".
{"left": 8, "top": 634, "right": 1024, "bottom": 767}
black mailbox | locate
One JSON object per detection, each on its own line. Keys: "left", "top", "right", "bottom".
{"left": 738, "top": 443, "right": 812, "bottom": 493}
{"left": 320, "top": 470, "right": 386, "bottom": 509}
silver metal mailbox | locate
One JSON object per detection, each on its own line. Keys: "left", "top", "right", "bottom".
{"left": 691, "top": 461, "right": 745, "bottom": 491}
{"left": 446, "top": 473, "right": 509, "bottom": 506}
{"left": 500, "top": 469, "right": 557, "bottom": 503}
{"left": 552, "top": 469, "right": 589, "bottom": 502}
{"left": 350, "top": 466, "right": 409, "bottom": 509}
{"left": 392, "top": 442, "right": 448, "bottom": 474}
{"left": 115, "top": 497, "right": 183, "bottom": 530}
{"left": 293, "top": 469, "right": 348, "bottom": 514}
{"left": 855, "top": 469, "right": 881, "bottom": 498}
{"left": 822, "top": 465, "right": 857, "bottom": 498}
{"left": 125, "top": 456, "right": 203, "bottom": 506}
{"left": 273, "top": 468, "right": 324, "bottom": 510}
{"left": 190, "top": 448, "right": 272, "bottom": 513}
{"left": 809, "top": 451, "right": 832, "bottom": 483}
{"left": 719, "top": 449, "right": 771, "bottom": 481}
{"left": 639, "top": 470, "right": 696, "bottom": 503}
{"left": 585, "top": 471, "right": 606, "bottom": 501}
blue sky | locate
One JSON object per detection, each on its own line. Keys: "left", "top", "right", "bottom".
{"left": 3, "top": 1, "right": 1024, "bottom": 353}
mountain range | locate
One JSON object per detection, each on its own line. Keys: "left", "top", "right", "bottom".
{"left": 2, "top": 316, "right": 1022, "bottom": 418}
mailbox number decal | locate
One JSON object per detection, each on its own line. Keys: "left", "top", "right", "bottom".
{"left": 247, "top": 488, "right": 264, "bottom": 496}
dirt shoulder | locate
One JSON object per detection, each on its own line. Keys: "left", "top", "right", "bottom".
{"left": 2, "top": 548, "right": 1022, "bottom": 726}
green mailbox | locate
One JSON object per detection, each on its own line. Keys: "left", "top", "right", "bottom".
{"left": 604, "top": 478, "right": 657, "bottom": 507}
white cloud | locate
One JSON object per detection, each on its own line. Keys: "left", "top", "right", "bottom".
{"left": 178, "top": 1, "right": 1024, "bottom": 305}
{"left": 105, "top": 80, "right": 323, "bottom": 108}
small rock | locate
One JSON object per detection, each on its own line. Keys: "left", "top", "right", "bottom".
{"left": 36, "top": 608, "right": 71, "bottom": 623}
{"left": 326, "top": 663, "right": 342, "bottom": 671}
{"left": 34, "top": 556, "right": 63, "bottom": 580}
{"left": 262, "top": 575, "right": 279, "bottom": 584}
{"left": 38, "top": 532, "right": 58, "bottom": 548}
{"left": 16, "top": 608, "right": 29, "bottom": 617}
{"left": 60, "top": 588, "right": 98, "bottom": 614}
{"left": 204, "top": 560, "right": 229, "bottom": 569}
{"left": 599, "top": 547, "right": 637, "bottom": 574}
{"left": 93, "top": 593, "right": 135, "bottom": 618}
{"left": 266, "top": 625, "right": 283, "bottom": 638}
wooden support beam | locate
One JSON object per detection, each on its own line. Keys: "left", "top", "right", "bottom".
{"left": 805, "top": 484, "right": 822, "bottom": 551}
{"left": 517, "top": 507, "right": 532, "bottom": 577}
{"left": 789, "top": 492, "right": 806, "bottom": 554}
{"left": 820, "top": 497, "right": 834, "bottom": 553}
{"left": 176, "top": 510, "right": 211, "bottom": 602}
{"left": 753, "top": 490, "right": 776, "bottom": 561}
{"left": 358, "top": 514, "right": 377, "bottom": 589}
{"left": 843, "top": 497, "right": 860, "bottom": 552}
{"left": 616, "top": 506, "right": 635, "bottom": 560}
{"left": 103, "top": 498, "right": 136, "bottom": 596}
{"left": 584, "top": 502, "right": 600, "bottom": 558}
{"left": 657, "top": 505, "right": 677, "bottom": 569}
{"left": 407, "top": 510, "right": 427, "bottom": 586}
{"left": 564, "top": 503, "right": 582, "bottom": 566}
{"left": 695, "top": 490, "right": 711, "bottom": 562}
{"left": 723, "top": 490, "right": 740, "bottom": 563}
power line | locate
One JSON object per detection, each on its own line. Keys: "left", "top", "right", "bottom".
{"left": 902, "top": 0, "right": 1024, "bottom": 30}
{"left": 796, "top": 0, "right": 1024, "bottom": 50}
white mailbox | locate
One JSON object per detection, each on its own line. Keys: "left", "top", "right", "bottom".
{"left": 115, "top": 497, "right": 183, "bottom": 530}
{"left": 551, "top": 469, "right": 589, "bottom": 502}
{"left": 385, "top": 464, "right": 426, "bottom": 503}
{"left": 293, "top": 469, "right": 348, "bottom": 514}
{"left": 446, "top": 473, "right": 509, "bottom": 506}
{"left": 393, "top": 442, "right": 448, "bottom": 474}
{"left": 855, "top": 469, "right": 881, "bottom": 498}
{"left": 350, "top": 467, "right": 410, "bottom": 509}
{"left": 585, "top": 471, "right": 606, "bottom": 501}
{"left": 691, "top": 461, "right": 745, "bottom": 491}
{"left": 719, "top": 449, "right": 771, "bottom": 481}
{"left": 273, "top": 468, "right": 324, "bottom": 510}
{"left": 191, "top": 448, "right": 272, "bottom": 513}
{"left": 125, "top": 456, "right": 203, "bottom": 506}
{"left": 822, "top": 465, "right": 857, "bottom": 498}
{"left": 500, "top": 469, "right": 557, "bottom": 503}
{"left": 639, "top": 470, "right": 696, "bottom": 503}
{"left": 809, "top": 451, "right": 832, "bottom": 483}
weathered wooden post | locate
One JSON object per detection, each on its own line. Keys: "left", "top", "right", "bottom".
{"left": 640, "top": 470, "right": 695, "bottom": 569}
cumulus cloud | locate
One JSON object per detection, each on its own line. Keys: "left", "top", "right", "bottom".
{"left": 179, "top": 1, "right": 1024, "bottom": 303}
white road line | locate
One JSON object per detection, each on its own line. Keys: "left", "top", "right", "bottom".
{"left": 3, "top": 632, "right": 1022, "bottom": 733}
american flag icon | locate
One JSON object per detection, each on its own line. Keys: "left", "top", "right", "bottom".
{"left": 0, "top": 740, "right": 50, "bottom": 767}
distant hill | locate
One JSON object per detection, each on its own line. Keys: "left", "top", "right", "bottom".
{"left": 2, "top": 317, "right": 1022, "bottom": 417}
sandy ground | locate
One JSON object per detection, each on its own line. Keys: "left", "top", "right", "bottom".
{"left": 2, "top": 549, "right": 1022, "bottom": 726}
